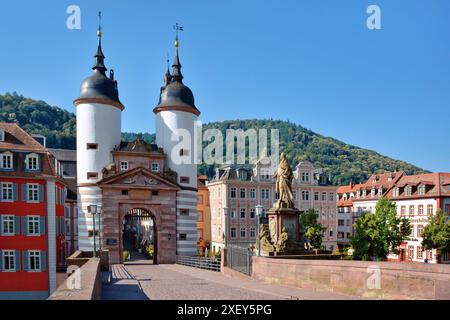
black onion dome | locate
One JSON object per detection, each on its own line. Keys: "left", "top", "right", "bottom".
{"left": 78, "top": 70, "right": 121, "bottom": 103}
{"left": 157, "top": 81, "right": 197, "bottom": 109}
{"left": 155, "top": 42, "right": 199, "bottom": 115}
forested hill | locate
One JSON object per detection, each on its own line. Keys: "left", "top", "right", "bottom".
{"left": 0, "top": 93, "right": 427, "bottom": 185}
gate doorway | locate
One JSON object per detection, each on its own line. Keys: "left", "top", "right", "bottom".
{"left": 122, "top": 208, "right": 157, "bottom": 264}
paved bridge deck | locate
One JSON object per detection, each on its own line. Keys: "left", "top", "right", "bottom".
{"left": 102, "top": 262, "right": 361, "bottom": 300}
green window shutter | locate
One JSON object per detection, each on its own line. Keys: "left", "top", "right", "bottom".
{"left": 14, "top": 216, "right": 20, "bottom": 235}
{"left": 0, "top": 184, "right": 3, "bottom": 202}
{"left": 0, "top": 251, "right": 3, "bottom": 271}
{"left": 0, "top": 215, "right": 3, "bottom": 236}
{"left": 38, "top": 185, "right": 44, "bottom": 202}
{"left": 40, "top": 251, "right": 46, "bottom": 272}
{"left": 15, "top": 250, "right": 21, "bottom": 271}
{"left": 13, "top": 183, "right": 18, "bottom": 201}
{"left": 39, "top": 216, "right": 45, "bottom": 235}
{"left": 22, "top": 184, "right": 27, "bottom": 202}
{"left": 23, "top": 251, "right": 28, "bottom": 271}
{"left": 22, "top": 216, "right": 28, "bottom": 236}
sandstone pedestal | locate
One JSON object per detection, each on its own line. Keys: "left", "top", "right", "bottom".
{"left": 266, "top": 206, "right": 303, "bottom": 254}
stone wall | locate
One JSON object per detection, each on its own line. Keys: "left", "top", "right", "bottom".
{"left": 65, "top": 250, "right": 91, "bottom": 268}
{"left": 251, "top": 257, "right": 450, "bottom": 299}
{"left": 48, "top": 258, "right": 102, "bottom": 300}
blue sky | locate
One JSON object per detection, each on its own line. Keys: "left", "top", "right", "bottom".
{"left": 0, "top": 0, "right": 449, "bottom": 172}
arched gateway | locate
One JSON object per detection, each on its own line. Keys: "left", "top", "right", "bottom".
{"left": 122, "top": 208, "right": 158, "bottom": 264}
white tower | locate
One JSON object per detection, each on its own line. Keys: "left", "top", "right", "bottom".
{"left": 74, "top": 21, "right": 124, "bottom": 252}
{"left": 154, "top": 35, "right": 200, "bottom": 256}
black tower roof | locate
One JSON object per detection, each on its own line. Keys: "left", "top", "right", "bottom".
{"left": 155, "top": 35, "right": 199, "bottom": 115}
{"left": 75, "top": 20, "right": 123, "bottom": 108}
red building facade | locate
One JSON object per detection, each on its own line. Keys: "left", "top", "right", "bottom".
{"left": 0, "top": 123, "right": 66, "bottom": 299}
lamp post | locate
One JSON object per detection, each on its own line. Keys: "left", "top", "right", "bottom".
{"left": 88, "top": 204, "right": 98, "bottom": 257}
{"left": 223, "top": 207, "right": 228, "bottom": 248}
{"left": 255, "top": 205, "right": 264, "bottom": 257}
{"left": 98, "top": 206, "right": 102, "bottom": 251}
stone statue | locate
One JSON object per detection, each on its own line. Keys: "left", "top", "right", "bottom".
{"left": 275, "top": 227, "right": 289, "bottom": 253}
{"left": 257, "top": 224, "right": 274, "bottom": 253}
{"left": 275, "top": 152, "right": 294, "bottom": 208}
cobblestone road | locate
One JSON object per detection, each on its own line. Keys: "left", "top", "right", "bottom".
{"left": 102, "top": 263, "right": 361, "bottom": 300}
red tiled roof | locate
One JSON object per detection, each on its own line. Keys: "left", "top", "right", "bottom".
{"left": 0, "top": 122, "right": 46, "bottom": 152}
{"left": 0, "top": 122, "right": 59, "bottom": 178}
{"left": 388, "top": 173, "right": 450, "bottom": 199}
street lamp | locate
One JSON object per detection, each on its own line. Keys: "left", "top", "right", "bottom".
{"left": 255, "top": 205, "right": 264, "bottom": 257}
{"left": 97, "top": 206, "right": 102, "bottom": 251}
{"left": 88, "top": 204, "right": 97, "bottom": 257}
{"left": 223, "top": 207, "right": 228, "bottom": 248}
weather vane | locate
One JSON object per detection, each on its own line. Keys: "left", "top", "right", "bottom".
{"left": 173, "top": 23, "right": 184, "bottom": 48}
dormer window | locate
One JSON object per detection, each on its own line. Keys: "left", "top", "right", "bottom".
{"left": 362, "top": 190, "right": 366, "bottom": 197}
{"left": 301, "top": 172, "right": 310, "bottom": 183}
{"left": 378, "top": 188, "right": 383, "bottom": 197}
{"left": 418, "top": 185, "right": 426, "bottom": 195}
{"left": 370, "top": 189, "right": 376, "bottom": 197}
{"left": 0, "top": 129, "right": 4, "bottom": 142}
{"left": 260, "top": 168, "right": 270, "bottom": 180}
{"left": 405, "top": 186, "right": 413, "bottom": 196}
{"left": 238, "top": 170, "right": 247, "bottom": 180}
{"left": 343, "top": 194, "right": 347, "bottom": 201}
{"left": 0, "top": 152, "right": 13, "bottom": 170}
{"left": 25, "top": 154, "right": 39, "bottom": 171}
{"left": 393, "top": 187, "right": 400, "bottom": 197}
{"left": 356, "top": 190, "right": 360, "bottom": 198}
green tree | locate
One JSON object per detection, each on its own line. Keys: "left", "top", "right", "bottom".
{"left": 300, "top": 209, "right": 326, "bottom": 250}
{"left": 350, "top": 197, "right": 411, "bottom": 261}
{"left": 421, "top": 209, "right": 450, "bottom": 260}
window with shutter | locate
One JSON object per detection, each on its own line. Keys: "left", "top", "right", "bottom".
{"left": 22, "top": 216, "right": 28, "bottom": 235}
{"left": 38, "top": 185, "right": 44, "bottom": 202}
{"left": 40, "top": 251, "right": 46, "bottom": 272}
{"left": 14, "top": 216, "right": 20, "bottom": 235}
{"left": 15, "top": 251, "right": 21, "bottom": 271}
{"left": 22, "top": 251, "right": 29, "bottom": 271}
{"left": 40, "top": 217, "right": 45, "bottom": 235}
{"left": 13, "top": 183, "right": 18, "bottom": 201}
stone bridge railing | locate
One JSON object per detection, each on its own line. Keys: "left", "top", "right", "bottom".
{"left": 48, "top": 250, "right": 109, "bottom": 300}
{"left": 250, "top": 257, "right": 450, "bottom": 300}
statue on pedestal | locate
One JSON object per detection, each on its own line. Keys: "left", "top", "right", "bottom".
{"left": 275, "top": 153, "right": 294, "bottom": 209}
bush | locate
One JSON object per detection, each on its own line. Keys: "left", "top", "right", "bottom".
{"left": 146, "top": 245, "right": 154, "bottom": 258}
{"left": 123, "top": 250, "right": 130, "bottom": 261}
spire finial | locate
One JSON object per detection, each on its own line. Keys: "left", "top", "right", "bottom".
{"left": 93, "top": 11, "right": 107, "bottom": 74}
{"left": 164, "top": 53, "right": 172, "bottom": 85}
{"left": 97, "top": 11, "right": 102, "bottom": 38}
{"left": 171, "top": 23, "right": 184, "bottom": 82}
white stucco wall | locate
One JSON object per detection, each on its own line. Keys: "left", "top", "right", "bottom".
{"left": 155, "top": 110, "right": 198, "bottom": 190}
{"left": 76, "top": 102, "right": 122, "bottom": 184}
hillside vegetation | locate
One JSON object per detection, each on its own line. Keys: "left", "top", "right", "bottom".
{"left": 0, "top": 93, "right": 427, "bottom": 184}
